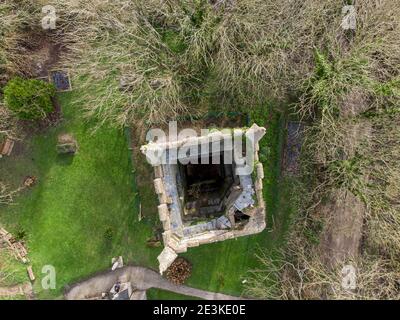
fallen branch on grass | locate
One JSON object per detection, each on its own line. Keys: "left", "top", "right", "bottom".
{"left": 0, "top": 182, "right": 25, "bottom": 205}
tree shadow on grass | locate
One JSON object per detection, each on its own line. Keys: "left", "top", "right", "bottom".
{"left": 56, "top": 153, "right": 75, "bottom": 166}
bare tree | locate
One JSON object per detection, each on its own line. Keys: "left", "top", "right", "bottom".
{"left": 0, "top": 181, "right": 23, "bottom": 205}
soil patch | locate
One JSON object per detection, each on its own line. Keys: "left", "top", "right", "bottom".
{"left": 19, "top": 96, "right": 63, "bottom": 135}
{"left": 16, "top": 30, "right": 63, "bottom": 79}
{"left": 318, "top": 189, "right": 365, "bottom": 268}
{"left": 317, "top": 121, "right": 372, "bottom": 268}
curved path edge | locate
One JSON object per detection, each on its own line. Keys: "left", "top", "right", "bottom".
{"left": 65, "top": 266, "right": 245, "bottom": 300}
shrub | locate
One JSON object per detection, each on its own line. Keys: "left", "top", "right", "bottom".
{"left": 3, "top": 77, "right": 56, "bottom": 120}
{"left": 15, "top": 225, "right": 27, "bottom": 241}
{"left": 104, "top": 227, "right": 113, "bottom": 242}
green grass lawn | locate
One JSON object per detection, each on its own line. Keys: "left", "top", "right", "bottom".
{"left": 0, "top": 89, "right": 296, "bottom": 299}
{"left": 0, "top": 249, "right": 27, "bottom": 300}
{"left": 0, "top": 249, "right": 27, "bottom": 287}
{"left": 0, "top": 90, "right": 162, "bottom": 298}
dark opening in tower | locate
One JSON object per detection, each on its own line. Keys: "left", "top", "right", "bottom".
{"left": 179, "top": 153, "right": 238, "bottom": 221}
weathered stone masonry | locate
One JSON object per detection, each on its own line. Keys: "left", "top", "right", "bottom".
{"left": 141, "top": 124, "right": 267, "bottom": 273}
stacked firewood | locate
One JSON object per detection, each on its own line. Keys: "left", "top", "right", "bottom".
{"left": 0, "top": 227, "right": 34, "bottom": 282}
{"left": 0, "top": 227, "right": 28, "bottom": 263}
{"left": 165, "top": 257, "right": 192, "bottom": 285}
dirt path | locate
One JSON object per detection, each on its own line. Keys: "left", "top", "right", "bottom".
{"left": 65, "top": 266, "right": 244, "bottom": 300}
{"left": 0, "top": 283, "right": 32, "bottom": 298}
{"left": 318, "top": 122, "right": 371, "bottom": 268}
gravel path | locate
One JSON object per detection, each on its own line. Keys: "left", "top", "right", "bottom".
{"left": 65, "top": 266, "right": 244, "bottom": 300}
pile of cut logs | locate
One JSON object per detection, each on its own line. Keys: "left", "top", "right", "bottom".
{"left": 165, "top": 257, "right": 192, "bottom": 285}
{"left": 0, "top": 227, "right": 35, "bottom": 282}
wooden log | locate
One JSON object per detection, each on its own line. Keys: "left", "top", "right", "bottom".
{"left": 1, "top": 138, "right": 15, "bottom": 156}
{"left": 6, "top": 140, "right": 14, "bottom": 156}
{"left": 27, "top": 266, "right": 35, "bottom": 282}
{"left": 0, "top": 228, "right": 8, "bottom": 236}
